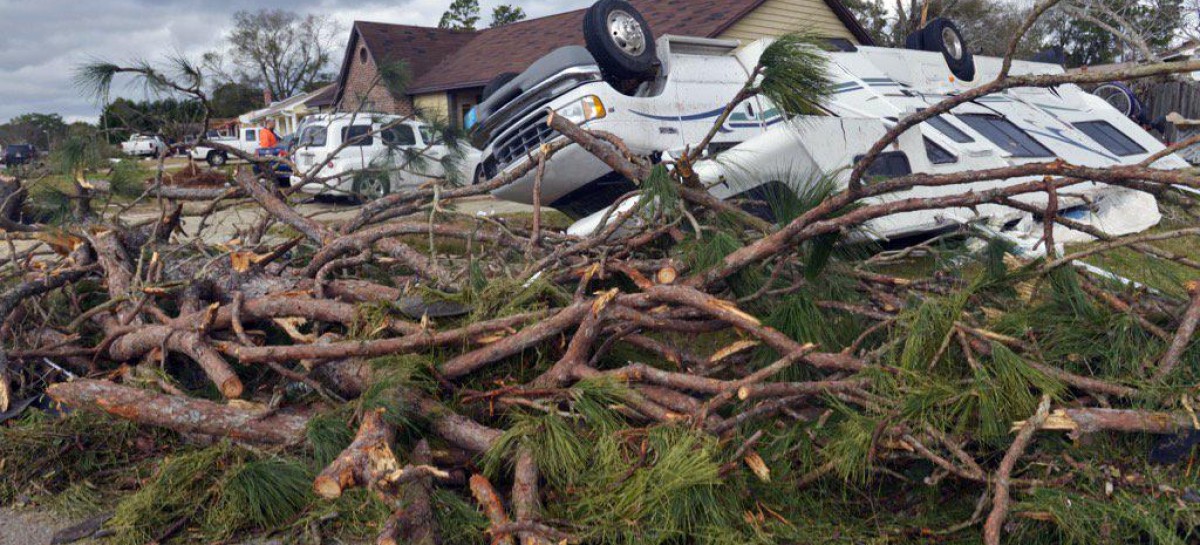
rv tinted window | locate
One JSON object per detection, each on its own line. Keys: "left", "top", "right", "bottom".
{"left": 958, "top": 115, "right": 1055, "bottom": 158}
{"left": 924, "top": 138, "right": 957, "bottom": 165}
{"left": 925, "top": 115, "right": 974, "bottom": 143}
{"left": 382, "top": 125, "right": 416, "bottom": 146}
{"left": 854, "top": 152, "right": 912, "bottom": 180}
{"left": 1074, "top": 120, "right": 1146, "bottom": 157}
{"left": 341, "top": 125, "right": 373, "bottom": 147}
{"left": 245, "top": 130, "right": 257, "bottom": 142}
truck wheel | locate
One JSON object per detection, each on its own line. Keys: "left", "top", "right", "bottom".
{"left": 908, "top": 18, "right": 975, "bottom": 82}
{"left": 483, "top": 72, "right": 519, "bottom": 100}
{"left": 582, "top": 0, "right": 657, "bottom": 89}
{"left": 354, "top": 176, "right": 390, "bottom": 202}
{"left": 207, "top": 151, "right": 228, "bottom": 167}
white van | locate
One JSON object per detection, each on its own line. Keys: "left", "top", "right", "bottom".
{"left": 291, "top": 114, "right": 481, "bottom": 199}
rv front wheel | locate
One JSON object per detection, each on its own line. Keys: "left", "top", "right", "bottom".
{"left": 583, "top": 0, "right": 657, "bottom": 89}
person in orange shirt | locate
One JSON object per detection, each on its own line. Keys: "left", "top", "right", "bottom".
{"left": 258, "top": 120, "right": 279, "bottom": 149}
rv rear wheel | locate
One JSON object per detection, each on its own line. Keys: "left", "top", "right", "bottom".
{"left": 583, "top": 0, "right": 657, "bottom": 89}
{"left": 207, "top": 150, "right": 227, "bottom": 167}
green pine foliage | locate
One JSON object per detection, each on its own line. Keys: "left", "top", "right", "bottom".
{"left": 757, "top": 33, "right": 834, "bottom": 116}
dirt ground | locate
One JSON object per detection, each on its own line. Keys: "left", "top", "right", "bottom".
{"left": 0, "top": 507, "right": 77, "bottom": 545}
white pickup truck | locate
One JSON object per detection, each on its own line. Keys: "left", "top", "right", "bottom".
{"left": 189, "top": 126, "right": 263, "bottom": 166}
{"left": 120, "top": 135, "right": 166, "bottom": 158}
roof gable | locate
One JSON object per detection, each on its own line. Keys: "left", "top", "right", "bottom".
{"left": 334, "top": 21, "right": 478, "bottom": 105}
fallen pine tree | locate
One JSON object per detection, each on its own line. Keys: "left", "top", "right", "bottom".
{"left": 6, "top": 8, "right": 1200, "bottom": 544}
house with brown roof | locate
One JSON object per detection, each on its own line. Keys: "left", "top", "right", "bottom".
{"left": 333, "top": 0, "right": 873, "bottom": 128}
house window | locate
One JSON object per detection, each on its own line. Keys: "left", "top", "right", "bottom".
{"left": 958, "top": 114, "right": 1055, "bottom": 158}
{"left": 359, "top": 47, "right": 368, "bottom": 64}
{"left": 341, "top": 125, "right": 374, "bottom": 147}
{"left": 853, "top": 152, "right": 912, "bottom": 180}
{"left": 1074, "top": 120, "right": 1147, "bottom": 157}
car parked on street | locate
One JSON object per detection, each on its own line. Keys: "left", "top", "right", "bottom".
{"left": 4, "top": 144, "right": 39, "bottom": 168}
{"left": 469, "top": 0, "right": 1188, "bottom": 251}
{"left": 121, "top": 134, "right": 167, "bottom": 157}
{"left": 290, "top": 113, "right": 480, "bottom": 200}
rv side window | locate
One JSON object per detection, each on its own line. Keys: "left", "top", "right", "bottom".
{"left": 245, "top": 130, "right": 257, "bottom": 142}
{"left": 958, "top": 115, "right": 1055, "bottom": 158}
{"left": 853, "top": 152, "right": 912, "bottom": 180}
{"left": 419, "top": 126, "right": 436, "bottom": 145}
{"left": 924, "top": 138, "right": 957, "bottom": 165}
{"left": 924, "top": 115, "right": 974, "bottom": 143}
{"left": 341, "top": 125, "right": 374, "bottom": 147}
{"left": 1074, "top": 120, "right": 1147, "bottom": 157}
{"left": 382, "top": 125, "right": 417, "bottom": 146}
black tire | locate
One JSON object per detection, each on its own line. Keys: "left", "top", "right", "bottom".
{"left": 582, "top": 0, "right": 657, "bottom": 87}
{"left": 207, "top": 150, "right": 227, "bottom": 167}
{"left": 921, "top": 18, "right": 975, "bottom": 82}
{"left": 482, "top": 72, "right": 519, "bottom": 100}
{"left": 353, "top": 176, "right": 390, "bottom": 202}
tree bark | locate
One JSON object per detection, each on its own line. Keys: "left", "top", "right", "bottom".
{"left": 46, "top": 379, "right": 307, "bottom": 445}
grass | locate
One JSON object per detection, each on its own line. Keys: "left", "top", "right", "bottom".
{"left": 1062, "top": 202, "right": 1200, "bottom": 297}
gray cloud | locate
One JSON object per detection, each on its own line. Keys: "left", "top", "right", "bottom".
{"left": 0, "top": 0, "right": 592, "bottom": 123}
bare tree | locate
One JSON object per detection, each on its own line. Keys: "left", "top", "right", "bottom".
{"left": 223, "top": 9, "right": 341, "bottom": 101}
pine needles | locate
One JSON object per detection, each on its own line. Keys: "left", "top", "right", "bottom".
{"left": 105, "top": 443, "right": 319, "bottom": 544}
{"left": 756, "top": 33, "right": 834, "bottom": 117}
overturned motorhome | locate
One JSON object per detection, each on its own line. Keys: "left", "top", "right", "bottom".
{"left": 469, "top": 1, "right": 1188, "bottom": 252}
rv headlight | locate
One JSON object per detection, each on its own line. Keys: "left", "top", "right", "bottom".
{"left": 555, "top": 95, "right": 606, "bottom": 125}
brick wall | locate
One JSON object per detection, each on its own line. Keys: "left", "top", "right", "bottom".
{"left": 341, "top": 39, "right": 414, "bottom": 116}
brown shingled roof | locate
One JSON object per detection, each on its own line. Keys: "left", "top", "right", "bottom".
{"left": 357, "top": 22, "right": 479, "bottom": 80}
{"left": 408, "top": 0, "right": 765, "bottom": 94}
{"left": 340, "top": 0, "right": 872, "bottom": 98}
{"left": 305, "top": 83, "right": 339, "bottom": 109}
{"left": 333, "top": 21, "right": 479, "bottom": 105}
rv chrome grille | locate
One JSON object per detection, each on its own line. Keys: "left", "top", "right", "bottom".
{"left": 493, "top": 115, "right": 559, "bottom": 169}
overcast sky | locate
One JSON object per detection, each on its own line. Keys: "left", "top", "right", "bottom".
{"left": 0, "top": 0, "right": 592, "bottom": 124}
